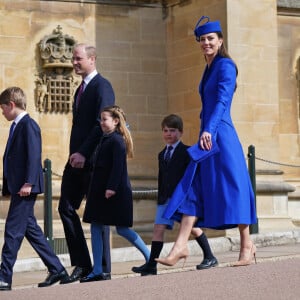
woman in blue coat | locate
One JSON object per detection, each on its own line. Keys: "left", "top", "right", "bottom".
{"left": 81, "top": 106, "right": 149, "bottom": 282}
{"left": 156, "top": 17, "right": 257, "bottom": 267}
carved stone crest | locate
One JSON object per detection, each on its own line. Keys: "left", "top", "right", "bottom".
{"left": 35, "top": 26, "right": 78, "bottom": 113}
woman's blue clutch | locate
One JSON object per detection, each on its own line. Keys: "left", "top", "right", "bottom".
{"left": 187, "top": 140, "right": 219, "bottom": 162}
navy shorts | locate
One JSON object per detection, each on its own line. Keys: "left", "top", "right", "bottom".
{"left": 154, "top": 201, "right": 174, "bottom": 230}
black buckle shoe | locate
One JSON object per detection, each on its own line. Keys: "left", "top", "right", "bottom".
{"left": 102, "top": 273, "right": 111, "bottom": 280}
{"left": 196, "top": 257, "right": 218, "bottom": 270}
{"left": 60, "top": 266, "right": 91, "bottom": 284}
{"left": 80, "top": 273, "right": 111, "bottom": 283}
{"left": 38, "top": 270, "right": 69, "bottom": 287}
{"left": 132, "top": 263, "right": 157, "bottom": 276}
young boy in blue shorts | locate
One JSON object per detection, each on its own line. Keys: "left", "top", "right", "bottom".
{"left": 132, "top": 114, "right": 218, "bottom": 276}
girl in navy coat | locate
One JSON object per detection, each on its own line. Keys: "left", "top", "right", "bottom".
{"left": 81, "top": 105, "right": 149, "bottom": 282}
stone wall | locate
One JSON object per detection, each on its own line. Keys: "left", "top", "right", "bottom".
{"left": 277, "top": 12, "right": 300, "bottom": 177}
{"left": 165, "top": 0, "right": 228, "bottom": 146}
{"left": 93, "top": 4, "right": 168, "bottom": 177}
{"left": 0, "top": 0, "right": 167, "bottom": 181}
{"left": 0, "top": 0, "right": 300, "bottom": 184}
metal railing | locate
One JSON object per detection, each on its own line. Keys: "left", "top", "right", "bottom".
{"left": 43, "top": 159, "right": 53, "bottom": 249}
{"left": 43, "top": 160, "right": 69, "bottom": 254}
{"left": 247, "top": 145, "right": 258, "bottom": 234}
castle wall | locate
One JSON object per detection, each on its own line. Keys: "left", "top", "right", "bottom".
{"left": 164, "top": 0, "right": 284, "bottom": 174}
{"left": 278, "top": 13, "right": 300, "bottom": 177}
{"left": 0, "top": 0, "right": 299, "bottom": 186}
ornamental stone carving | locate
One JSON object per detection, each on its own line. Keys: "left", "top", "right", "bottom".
{"left": 35, "top": 26, "right": 78, "bottom": 113}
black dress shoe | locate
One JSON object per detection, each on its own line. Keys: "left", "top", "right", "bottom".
{"left": 60, "top": 266, "right": 91, "bottom": 284}
{"left": 196, "top": 257, "right": 218, "bottom": 270}
{"left": 132, "top": 263, "right": 157, "bottom": 276}
{"left": 80, "top": 273, "right": 110, "bottom": 283}
{"left": 102, "top": 273, "right": 111, "bottom": 280}
{"left": 38, "top": 269, "right": 69, "bottom": 287}
{"left": 0, "top": 280, "right": 11, "bottom": 291}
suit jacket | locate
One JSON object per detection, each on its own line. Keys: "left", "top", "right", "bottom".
{"left": 2, "top": 114, "right": 43, "bottom": 196}
{"left": 157, "top": 141, "right": 191, "bottom": 205}
{"left": 70, "top": 73, "right": 115, "bottom": 160}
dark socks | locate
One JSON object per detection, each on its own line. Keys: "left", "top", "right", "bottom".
{"left": 195, "top": 233, "right": 214, "bottom": 259}
{"left": 148, "top": 241, "right": 164, "bottom": 266}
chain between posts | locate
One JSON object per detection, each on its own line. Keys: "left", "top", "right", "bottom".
{"left": 255, "top": 156, "right": 300, "bottom": 168}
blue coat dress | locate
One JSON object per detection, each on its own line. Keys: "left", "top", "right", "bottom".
{"left": 163, "top": 55, "right": 257, "bottom": 230}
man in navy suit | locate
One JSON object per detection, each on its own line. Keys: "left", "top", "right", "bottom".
{"left": 0, "top": 87, "right": 68, "bottom": 291}
{"left": 58, "top": 44, "right": 115, "bottom": 284}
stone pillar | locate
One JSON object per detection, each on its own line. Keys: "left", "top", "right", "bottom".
{"left": 226, "top": 0, "right": 280, "bottom": 169}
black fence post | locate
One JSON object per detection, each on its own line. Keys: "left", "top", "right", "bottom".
{"left": 43, "top": 158, "right": 54, "bottom": 249}
{"left": 248, "top": 145, "right": 259, "bottom": 234}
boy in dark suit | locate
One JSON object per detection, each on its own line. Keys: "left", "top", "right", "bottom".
{"left": 132, "top": 114, "right": 218, "bottom": 276}
{"left": 0, "top": 87, "right": 68, "bottom": 291}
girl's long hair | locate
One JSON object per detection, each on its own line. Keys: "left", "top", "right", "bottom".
{"left": 102, "top": 105, "right": 134, "bottom": 158}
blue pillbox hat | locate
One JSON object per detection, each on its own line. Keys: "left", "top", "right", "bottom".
{"left": 194, "top": 16, "right": 222, "bottom": 42}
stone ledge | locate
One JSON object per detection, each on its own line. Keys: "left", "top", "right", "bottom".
{"left": 257, "top": 181, "right": 296, "bottom": 193}
{"left": 288, "top": 190, "right": 300, "bottom": 200}
{"left": 256, "top": 169, "right": 284, "bottom": 175}
{"left": 12, "top": 229, "right": 300, "bottom": 273}
{"left": 228, "top": 230, "right": 300, "bottom": 250}
{"left": 278, "top": 0, "right": 300, "bottom": 9}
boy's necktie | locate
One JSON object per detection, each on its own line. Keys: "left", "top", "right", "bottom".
{"left": 7, "top": 121, "right": 16, "bottom": 149}
{"left": 4, "top": 121, "right": 16, "bottom": 177}
{"left": 164, "top": 145, "right": 173, "bottom": 163}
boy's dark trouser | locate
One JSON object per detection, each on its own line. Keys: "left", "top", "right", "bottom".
{"left": 0, "top": 194, "right": 64, "bottom": 284}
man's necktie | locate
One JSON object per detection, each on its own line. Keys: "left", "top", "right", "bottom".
{"left": 4, "top": 121, "right": 16, "bottom": 177}
{"left": 76, "top": 81, "right": 85, "bottom": 109}
{"left": 164, "top": 145, "right": 173, "bottom": 163}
